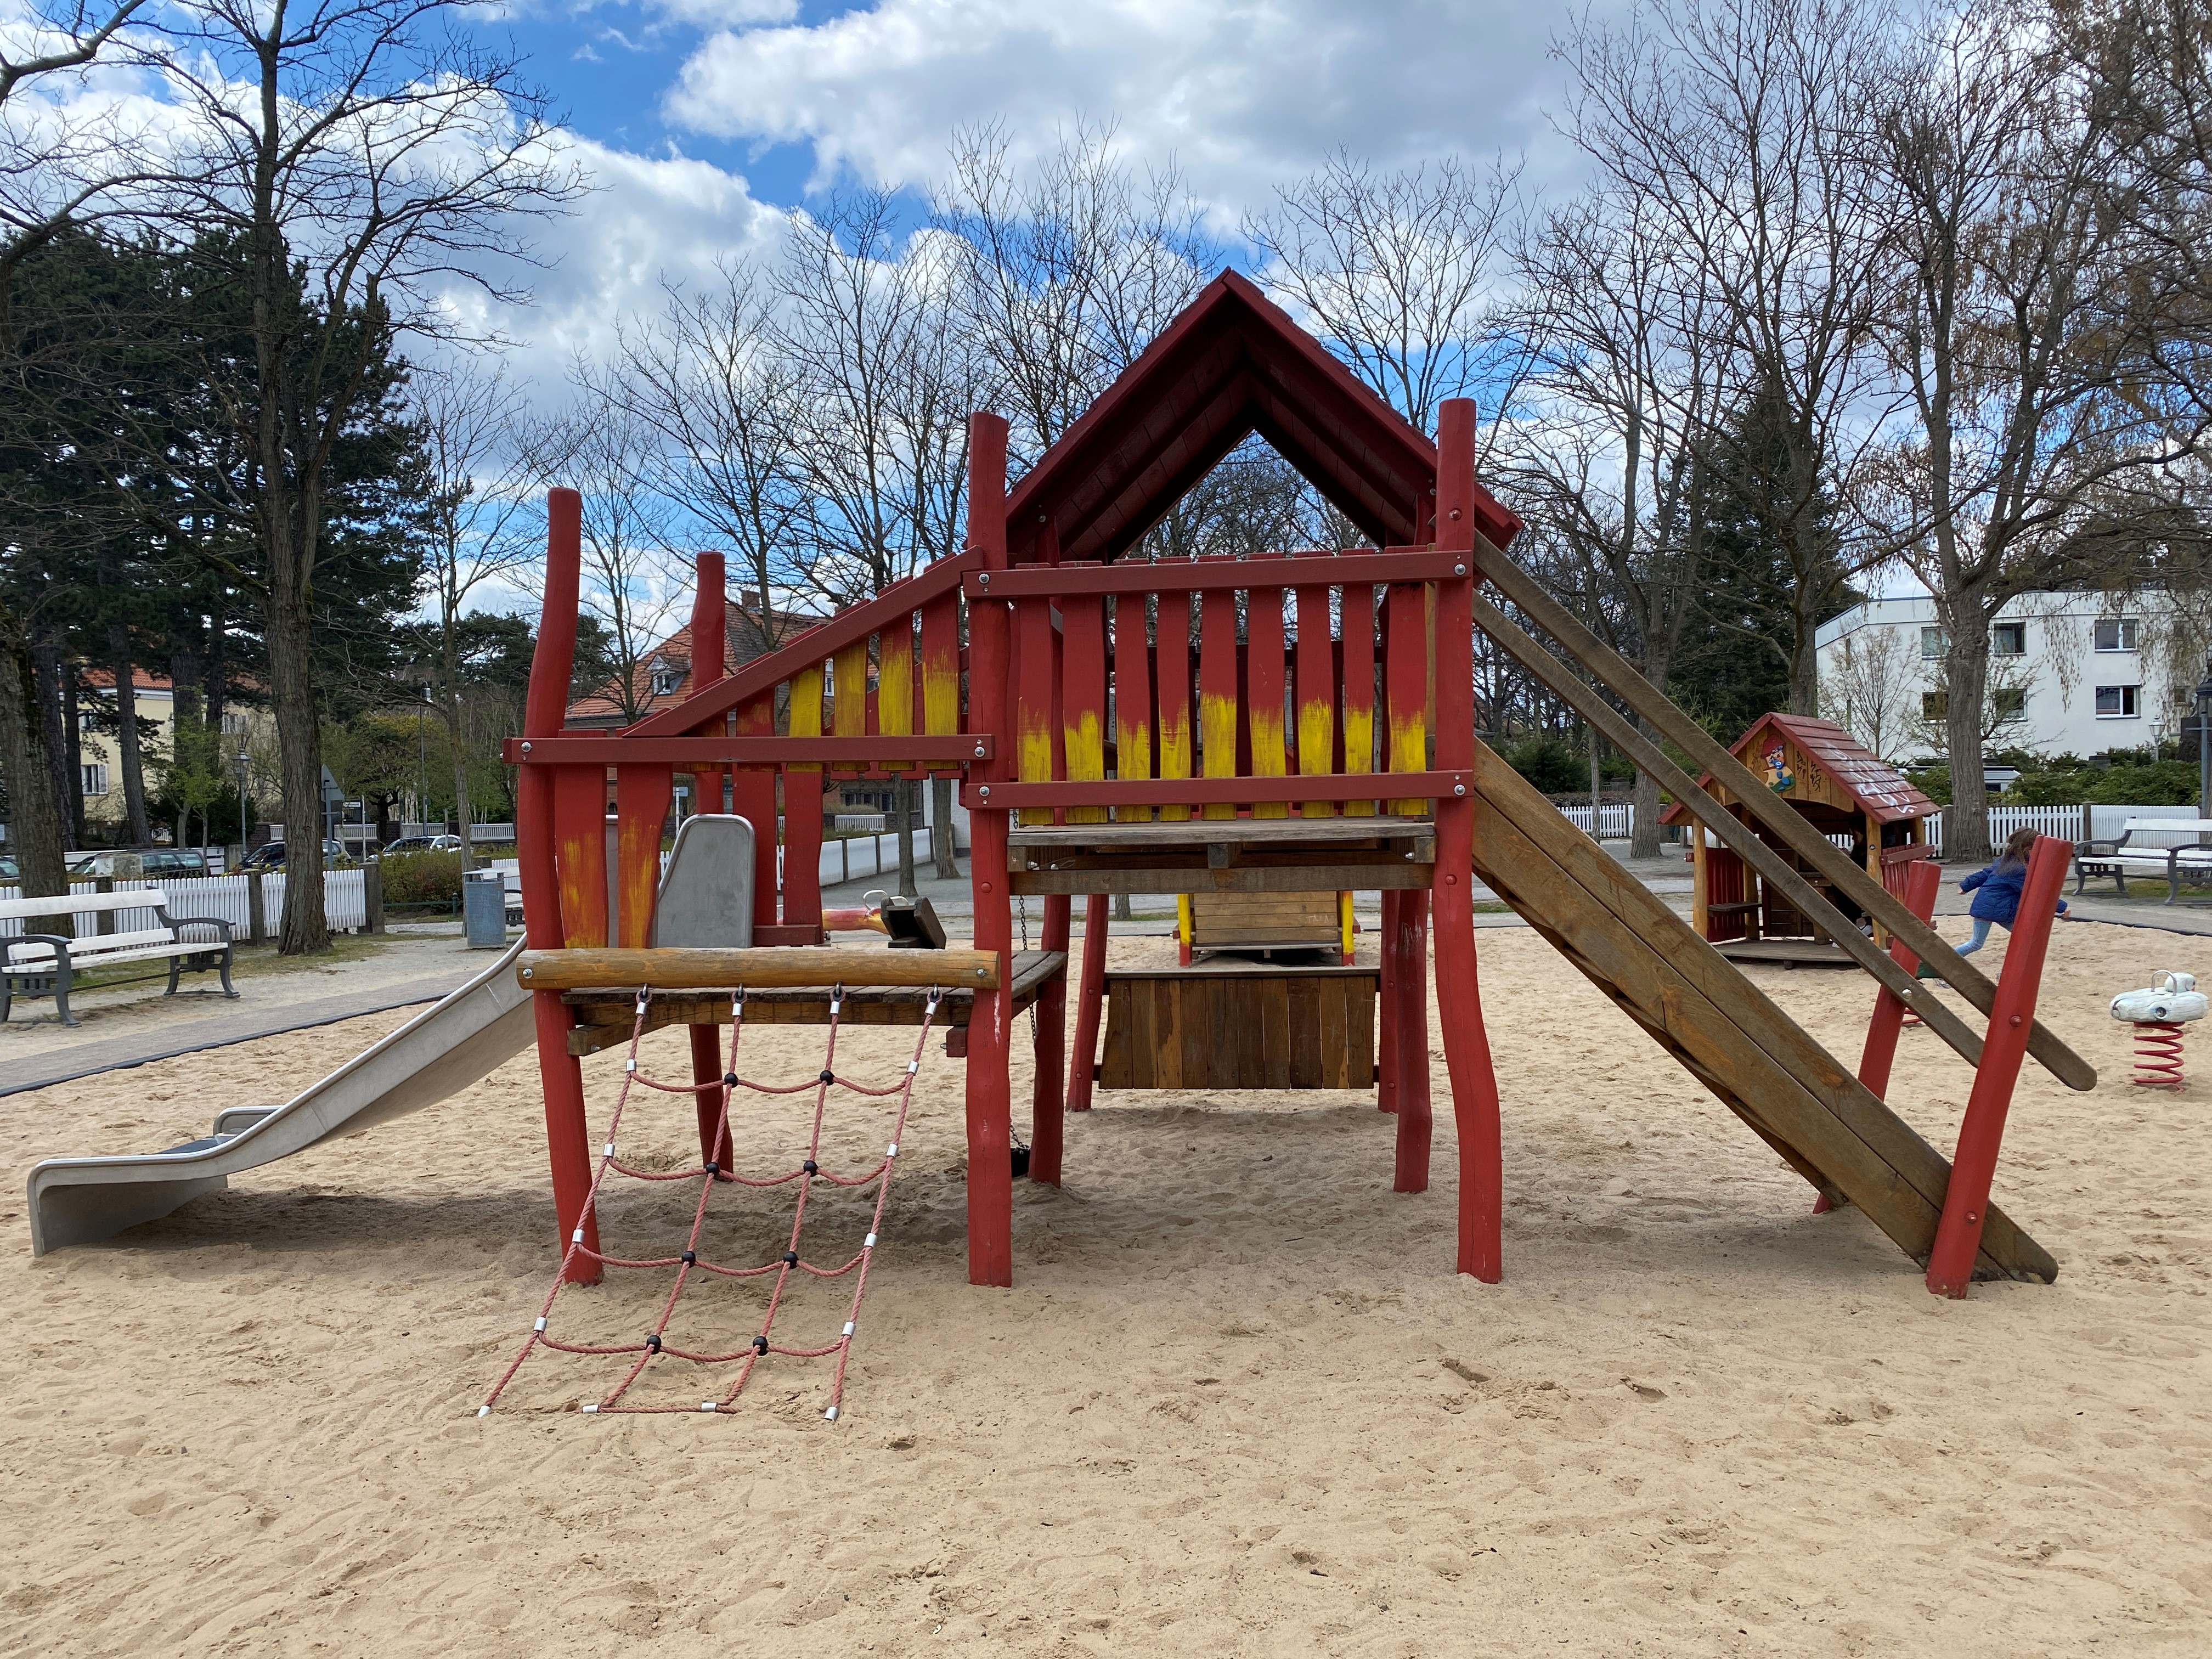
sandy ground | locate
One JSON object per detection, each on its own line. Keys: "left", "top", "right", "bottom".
{"left": 1, "top": 916, "right": 2207, "bottom": 1657}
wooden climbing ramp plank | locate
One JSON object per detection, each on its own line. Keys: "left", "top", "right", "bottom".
{"left": 1464, "top": 738, "right": 2055, "bottom": 1284}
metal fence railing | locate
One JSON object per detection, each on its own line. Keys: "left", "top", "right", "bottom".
{"left": 0, "top": 868, "right": 370, "bottom": 938}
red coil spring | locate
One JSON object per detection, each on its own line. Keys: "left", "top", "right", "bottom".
{"left": 2130, "top": 1020, "right": 2186, "bottom": 1091}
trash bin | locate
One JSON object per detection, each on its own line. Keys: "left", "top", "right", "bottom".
{"left": 464, "top": 870, "right": 509, "bottom": 950}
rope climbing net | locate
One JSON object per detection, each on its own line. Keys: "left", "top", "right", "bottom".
{"left": 479, "top": 983, "right": 941, "bottom": 1421}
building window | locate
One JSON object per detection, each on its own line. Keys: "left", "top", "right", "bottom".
{"left": 1991, "top": 622, "right": 2025, "bottom": 657}
{"left": 80, "top": 763, "right": 109, "bottom": 796}
{"left": 647, "top": 659, "right": 682, "bottom": 698}
{"left": 2095, "top": 684, "right": 2141, "bottom": 718}
{"left": 220, "top": 712, "right": 245, "bottom": 735}
{"left": 2094, "top": 617, "right": 2140, "bottom": 652}
{"left": 1920, "top": 626, "right": 1947, "bottom": 660}
{"left": 1922, "top": 690, "right": 1948, "bottom": 720}
{"left": 77, "top": 712, "right": 99, "bottom": 732}
{"left": 1993, "top": 686, "right": 2026, "bottom": 716}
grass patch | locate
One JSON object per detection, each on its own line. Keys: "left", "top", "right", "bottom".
{"left": 48, "top": 930, "right": 393, "bottom": 994}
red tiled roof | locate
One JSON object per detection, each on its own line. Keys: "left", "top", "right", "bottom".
{"left": 565, "top": 597, "right": 819, "bottom": 727}
{"left": 1659, "top": 713, "right": 1939, "bottom": 826}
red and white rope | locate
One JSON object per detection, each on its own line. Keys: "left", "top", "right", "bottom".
{"left": 478, "top": 982, "right": 940, "bottom": 1421}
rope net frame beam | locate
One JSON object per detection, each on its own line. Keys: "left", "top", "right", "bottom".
{"left": 479, "top": 983, "right": 941, "bottom": 1420}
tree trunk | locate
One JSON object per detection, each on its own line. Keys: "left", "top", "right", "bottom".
{"left": 30, "top": 627, "right": 76, "bottom": 852}
{"left": 1589, "top": 725, "right": 1602, "bottom": 837}
{"left": 449, "top": 719, "right": 476, "bottom": 873}
{"left": 930, "top": 774, "right": 959, "bottom": 879}
{"left": 0, "top": 604, "right": 71, "bottom": 928}
{"left": 1942, "top": 596, "right": 1992, "bottom": 863}
{"left": 61, "top": 661, "right": 86, "bottom": 844}
{"left": 1788, "top": 575, "right": 1824, "bottom": 715}
{"left": 108, "top": 626, "right": 151, "bottom": 844}
{"left": 1630, "top": 713, "right": 1663, "bottom": 859}
{"left": 266, "top": 553, "right": 331, "bottom": 953}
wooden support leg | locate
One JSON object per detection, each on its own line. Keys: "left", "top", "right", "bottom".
{"left": 533, "top": 991, "right": 601, "bottom": 1285}
{"left": 1377, "top": 889, "right": 1401, "bottom": 1113}
{"left": 964, "top": 806, "right": 1016, "bottom": 1286}
{"left": 1431, "top": 809, "right": 1503, "bottom": 1280}
{"left": 1821, "top": 859, "right": 1942, "bottom": 1214}
{"left": 1393, "top": 889, "right": 1432, "bottom": 1192}
{"left": 1926, "top": 837, "right": 2070, "bottom": 1298}
{"left": 1067, "top": 893, "right": 1109, "bottom": 1113}
{"left": 1030, "top": 893, "right": 1071, "bottom": 1184}
{"left": 690, "top": 1023, "right": 735, "bottom": 1178}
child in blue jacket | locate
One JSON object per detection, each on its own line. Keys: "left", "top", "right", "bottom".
{"left": 1951, "top": 826, "right": 2069, "bottom": 957}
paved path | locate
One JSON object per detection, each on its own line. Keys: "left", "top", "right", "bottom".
{"left": 0, "top": 955, "right": 486, "bottom": 1097}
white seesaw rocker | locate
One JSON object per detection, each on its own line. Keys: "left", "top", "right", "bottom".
{"left": 2111, "top": 970, "right": 2206, "bottom": 1090}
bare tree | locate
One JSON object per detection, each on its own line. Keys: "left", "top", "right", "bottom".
{"left": 1555, "top": 0, "right": 1898, "bottom": 714}
{"left": 1819, "top": 620, "right": 1918, "bottom": 759}
{"left": 614, "top": 261, "right": 811, "bottom": 652}
{"left": 1246, "top": 149, "right": 1534, "bottom": 444}
{"left": 1858, "top": 0, "right": 2210, "bottom": 856}
{"left": 150, "top": 0, "right": 579, "bottom": 951}
{"left": 413, "top": 360, "right": 538, "bottom": 870}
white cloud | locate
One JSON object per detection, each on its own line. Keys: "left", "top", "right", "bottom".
{"left": 665, "top": 0, "right": 1583, "bottom": 218}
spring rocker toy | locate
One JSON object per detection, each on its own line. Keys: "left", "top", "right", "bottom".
{"left": 2111, "top": 971, "right": 2205, "bottom": 1090}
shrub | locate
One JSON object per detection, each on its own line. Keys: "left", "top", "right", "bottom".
{"left": 1502, "top": 735, "right": 1587, "bottom": 795}
{"left": 380, "top": 849, "right": 462, "bottom": 905}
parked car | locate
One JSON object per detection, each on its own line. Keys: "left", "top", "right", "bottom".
{"left": 241, "top": 839, "right": 353, "bottom": 871}
{"left": 0, "top": 857, "right": 15, "bottom": 880}
{"left": 380, "top": 834, "right": 464, "bottom": 856}
{"left": 67, "top": 849, "right": 210, "bottom": 879}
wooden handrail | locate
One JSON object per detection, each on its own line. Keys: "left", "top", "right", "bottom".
{"left": 963, "top": 547, "right": 1471, "bottom": 599}
{"left": 516, "top": 946, "right": 1000, "bottom": 992}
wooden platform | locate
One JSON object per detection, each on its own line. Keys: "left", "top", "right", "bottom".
{"left": 1008, "top": 816, "right": 1435, "bottom": 895}
{"left": 1098, "top": 961, "right": 1376, "bottom": 1090}
{"left": 561, "top": 950, "right": 1067, "bottom": 1057}
{"left": 1713, "top": 939, "right": 1857, "bottom": 968}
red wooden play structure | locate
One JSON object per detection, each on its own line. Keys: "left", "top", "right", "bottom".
{"left": 505, "top": 272, "right": 2095, "bottom": 1299}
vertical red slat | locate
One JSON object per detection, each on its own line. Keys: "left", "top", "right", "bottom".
{"left": 963, "top": 414, "right": 1016, "bottom": 1288}
{"left": 1428, "top": 399, "right": 1500, "bottom": 1279}
{"left": 1392, "top": 888, "right": 1431, "bottom": 1193}
{"left": 1246, "top": 564, "right": 1287, "bottom": 819}
{"left": 1295, "top": 583, "right": 1336, "bottom": 819}
{"left": 1111, "top": 594, "right": 1153, "bottom": 823}
{"left": 1015, "top": 594, "right": 1056, "bottom": 826}
{"left": 1925, "top": 837, "right": 2071, "bottom": 1298}
{"left": 730, "top": 691, "right": 778, "bottom": 917}
{"left": 1341, "top": 583, "right": 1376, "bottom": 816}
{"left": 613, "top": 765, "right": 673, "bottom": 946}
{"left": 1156, "top": 594, "right": 1193, "bottom": 823}
{"left": 1062, "top": 578, "right": 1107, "bottom": 825}
{"left": 1197, "top": 566, "right": 1239, "bottom": 821}
{"left": 1067, "top": 892, "right": 1109, "bottom": 1111}
{"left": 1384, "top": 582, "right": 1428, "bottom": 815}
{"left": 689, "top": 551, "right": 727, "bottom": 818}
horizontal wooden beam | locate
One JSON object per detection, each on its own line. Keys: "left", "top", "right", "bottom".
{"left": 1011, "top": 864, "right": 1434, "bottom": 895}
{"left": 518, "top": 946, "right": 999, "bottom": 991}
{"left": 1008, "top": 815, "right": 1433, "bottom": 849}
{"left": 1470, "top": 536, "right": 2096, "bottom": 1094}
{"left": 964, "top": 548, "right": 1472, "bottom": 599}
{"left": 968, "top": 772, "right": 1464, "bottom": 809}
{"left": 505, "top": 735, "right": 990, "bottom": 767}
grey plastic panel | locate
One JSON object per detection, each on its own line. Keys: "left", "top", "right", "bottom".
{"left": 651, "top": 815, "right": 755, "bottom": 948}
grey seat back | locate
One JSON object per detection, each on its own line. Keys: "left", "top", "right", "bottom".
{"left": 650, "top": 815, "right": 757, "bottom": 947}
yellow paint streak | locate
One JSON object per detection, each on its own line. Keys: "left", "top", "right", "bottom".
{"left": 1248, "top": 704, "right": 1286, "bottom": 819}
{"left": 1339, "top": 890, "right": 1355, "bottom": 963}
{"left": 1200, "top": 690, "right": 1238, "bottom": 821}
{"left": 921, "top": 636, "right": 958, "bottom": 735}
{"left": 1157, "top": 706, "right": 1191, "bottom": 823}
{"left": 787, "top": 663, "right": 823, "bottom": 771}
{"left": 879, "top": 628, "right": 913, "bottom": 737}
{"left": 1177, "top": 893, "right": 1193, "bottom": 950}
{"left": 1114, "top": 706, "right": 1152, "bottom": 825}
{"left": 1064, "top": 707, "right": 1107, "bottom": 825}
{"left": 617, "top": 816, "right": 658, "bottom": 947}
{"left": 1342, "top": 701, "right": 1375, "bottom": 817}
{"left": 1018, "top": 706, "right": 1055, "bottom": 827}
{"left": 1298, "top": 693, "right": 1337, "bottom": 819}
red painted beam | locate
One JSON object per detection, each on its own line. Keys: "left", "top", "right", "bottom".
{"left": 965, "top": 548, "right": 1473, "bottom": 600}
{"left": 507, "top": 736, "right": 991, "bottom": 766}
{"left": 966, "top": 771, "right": 1467, "bottom": 809}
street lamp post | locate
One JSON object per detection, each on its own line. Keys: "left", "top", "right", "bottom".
{"left": 236, "top": 750, "right": 251, "bottom": 866}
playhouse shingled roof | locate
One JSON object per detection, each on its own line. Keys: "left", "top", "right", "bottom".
{"left": 1658, "top": 713, "right": 1939, "bottom": 827}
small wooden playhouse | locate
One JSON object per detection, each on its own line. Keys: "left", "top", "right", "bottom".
{"left": 1660, "top": 714, "right": 1939, "bottom": 962}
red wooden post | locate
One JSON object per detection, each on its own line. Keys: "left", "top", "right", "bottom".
{"left": 1111, "top": 594, "right": 1153, "bottom": 822}
{"left": 730, "top": 691, "right": 778, "bottom": 921}
{"left": 522, "top": 489, "right": 601, "bottom": 1284}
{"left": 1032, "top": 888, "right": 1070, "bottom": 1184}
{"left": 1392, "top": 887, "right": 1432, "bottom": 1193}
{"left": 1068, "top": 891, "right": 1109, "bottom": 1112}
{"left": 1925, "top": 835, "right": 2071, "bottom": 1298}
{"left": 1814, "top": 857, "right": 1944, "bottom": 1214}
{"left": 963, "top": 414, "right": 1017, "bottom": 1287}
{"left": 689, "top": 551, "right": 727, "bottom": 819}
{"left": 1156, "top": 594, "right": 1193, "bottom": 824}
{"left": 1377, "top": 888, "right": 1400, "bottom": 1113}
{"left": 1429, "top": 400, "right": 1504, "bottom": 1279}
{"left": 1341, "top": 583, "right": 1376, "bottom": 816}
{"left": 1294, "top": 582, "right": 1336, "bottom": 820}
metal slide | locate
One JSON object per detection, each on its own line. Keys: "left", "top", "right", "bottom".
{"left": 26, "top": 936, "right": 534, "bottom": 1255}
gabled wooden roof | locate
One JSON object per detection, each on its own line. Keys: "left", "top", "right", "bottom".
{"left": 1660, "top": 713, "right": 1939, "bottom": 826}
{"left": 1004, "top": 269, "right": 1521, "bottom": 564}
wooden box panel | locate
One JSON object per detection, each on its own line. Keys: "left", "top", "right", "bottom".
{"left": 1099, "top": 968, "right": 1375, "bottom": 1090}
{"left": 1189, "top": 890, "right": 1340, "bottom": 948}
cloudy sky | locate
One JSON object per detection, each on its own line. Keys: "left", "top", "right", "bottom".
{"left": 481, "top": 0, "right": 1588, "bottom": 376}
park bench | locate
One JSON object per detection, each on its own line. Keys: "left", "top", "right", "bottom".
{"left": 1, "top": 889, "right": 239, "bottom": 1026}
{"left": 2073, "top": 819, "right": 2212, "bottom": 904}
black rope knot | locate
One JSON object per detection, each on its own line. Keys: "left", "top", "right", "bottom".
{"left": 723, "top": 1071, "right": 738, "bottom": 1088}
{"left": 819, "top": 1069, "right": 836, "bottom": 1085}
{"left": 751, "top": 1335, "right": 769, "bottom": 1356}
{"left": 680, "top": 1250, "right": 696, "bottom": 1265}
{"left": 782, "top": 1249, "right": 800, "bottom": 1267}
{"left": 802, "top": 1159, "right": 819, "bottom": 1175}
{"left": 644, "top": 1334, "right": 662, "bottom": 1353}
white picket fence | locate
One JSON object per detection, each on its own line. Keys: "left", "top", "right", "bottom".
{"left": 1556, "top": 803, "right": 1635, "bottom": 839}
{"left": 1925, "top": 803, "right": 2204, "bottom": 854}
{"left": 0, "top": 868, "right": 368, "bottom": 938}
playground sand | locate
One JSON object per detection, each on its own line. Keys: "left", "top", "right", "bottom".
{"left": 1, "top": 917, "right": 2207, "bottom": 1657}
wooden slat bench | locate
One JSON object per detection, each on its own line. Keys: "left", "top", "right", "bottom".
{"left": 1, "top": 890, "right": 239, "bottom": 1026}
{"left": 2074, "top": 820, "right": 2212, "bottom": 903}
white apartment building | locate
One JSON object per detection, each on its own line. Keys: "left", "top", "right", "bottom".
{"left": 1814, "top": 590, "right": 2205, "bottom": 762}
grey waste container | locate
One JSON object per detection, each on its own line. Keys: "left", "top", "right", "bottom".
{"left": 463, "top": 870, "right": 508, "bottom": 949}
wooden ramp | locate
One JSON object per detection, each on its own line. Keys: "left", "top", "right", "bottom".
{"left": 1468, "top": 740, "right": 2055, "bottom": 1283}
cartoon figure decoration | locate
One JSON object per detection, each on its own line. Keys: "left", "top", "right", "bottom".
{"left": 1762, "top": 741, "right": 1795, "bottom": 793}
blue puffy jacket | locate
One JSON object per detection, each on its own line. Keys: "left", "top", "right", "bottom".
{"left": 1959, "top": 860, "right": 2069, "bottom": 925}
